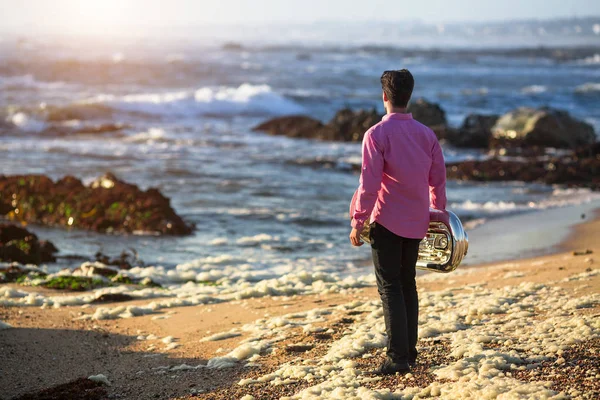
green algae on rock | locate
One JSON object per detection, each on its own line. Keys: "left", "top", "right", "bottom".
{"left": 0, "top": 173, "right": 193, "bottom": 235}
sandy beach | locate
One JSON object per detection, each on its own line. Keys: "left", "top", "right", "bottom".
{"left": 1, "top": 207, "right": 598, "bottom": 400}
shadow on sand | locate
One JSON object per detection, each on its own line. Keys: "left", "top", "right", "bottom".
{"left": 0, "top": 326, "right": 249, "bottom": 400}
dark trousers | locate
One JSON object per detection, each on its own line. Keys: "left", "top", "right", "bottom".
{"left": 370, "top": 222, "right": 421, "bottom": 363}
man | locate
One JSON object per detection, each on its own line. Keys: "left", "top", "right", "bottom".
{"left": 349, "top": 69, "right": 447, "bottom": 375}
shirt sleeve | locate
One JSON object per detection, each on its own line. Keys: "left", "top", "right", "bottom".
{"left": 351, "top": 128, "right": 384, "bottom": 230}
{"left": 429, "top": 139, "right": 447, "bottom": 211}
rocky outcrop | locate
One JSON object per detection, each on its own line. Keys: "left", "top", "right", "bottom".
{"left": 0, "top": 173, "right": 193, "bottom": 235}
{"left": 446, "top": 114, "right": 499, "bottom": 148}
{"left": 447, "top": 142, "right": 600, "bottom": 190}
{"left": 491, "top": 107, "right": 596, "bottom": 149}
{"left": 324, "top": 108, "right": 381, "bottom": 142}
{"left": 255, "top": 100, "right": 450, "bottom": 143}
{"left": 407, "top": 98, "right": 448, "bottom": 138}
{"left": 0, "top": 224, "right": 58, "bottom": 265}
{"left": 253, "top": 109, "right": 381, "bottom": 142}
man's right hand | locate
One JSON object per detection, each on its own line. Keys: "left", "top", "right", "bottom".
{"left": 349, "top": 228, "right": 364, "bottom": 247}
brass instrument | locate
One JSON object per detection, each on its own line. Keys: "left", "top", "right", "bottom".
{"left": 356, "top": 209, "right": 468, "bottom": 273}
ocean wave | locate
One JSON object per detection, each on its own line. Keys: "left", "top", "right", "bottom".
{"left": 86, "top": 84, "right": 304, "bottom": 117}
{"left": 572, "top": 54, "right": 600, "bottom": 65}
{"left": 0, "top": 74, "right": 67, "bottom": 90}
{"left": 451, "top": 188, "right": 600, "bottom": 216}
{"left": 5, "top": 112, "right": 46, "bottom": 132}
{"left": 521, "top": 85, "right": 547, "bottom": 95}
{"left": 574, "top": 82, "right": 600, "bottom": 93}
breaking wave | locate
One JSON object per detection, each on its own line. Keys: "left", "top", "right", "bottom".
{"left": 451, "top": 188, "right": 600, "bottom": 218}
{"left": 521, "top": 85, "right": 547, "bottom": 95}
{"left": 574, "top": 82, "right": 600, "bottom": 93}
{"left": 0, "top": 74, "right": 67, "bottom": 90}
{"left": 85, "top": 84, "right": 304, "bottom": 117}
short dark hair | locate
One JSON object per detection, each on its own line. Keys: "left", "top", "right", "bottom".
{"left": 380, "top": 69, "right": 414, "bottom": 108}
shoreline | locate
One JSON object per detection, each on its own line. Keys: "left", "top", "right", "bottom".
{"left": 1, "top": 206, "right": 599, "bottom": 399}
{"left": 460, "top": 199, "right": 600, "bottom": 267}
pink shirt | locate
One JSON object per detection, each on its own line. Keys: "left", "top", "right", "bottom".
{"left": 351, "top": 112, "right": 447, "bottom": 239}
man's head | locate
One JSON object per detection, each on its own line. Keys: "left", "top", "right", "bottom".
{"left": 380, "top": 69, "right": 414, "bottom": 109}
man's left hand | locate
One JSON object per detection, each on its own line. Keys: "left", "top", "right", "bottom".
{"left": 349, "top": 228, "right": 363, "bottom": 247}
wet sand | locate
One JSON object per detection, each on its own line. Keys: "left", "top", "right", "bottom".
{"left": 1, "top": 211, "right": 599, "bottom": 400}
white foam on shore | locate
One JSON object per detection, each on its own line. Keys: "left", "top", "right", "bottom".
{"left": 200, "top": 330, "right": 241, "bottom": 342}
{"left": 0, "top": 257, "right": 374, "bottom": 320}
{"left": 2, "top": 259, "right": 599, "bottom": 397}
{"left": 86, "top": 84, "right": 304, "bottom": 117}
{"left": 223, "top": 269, "right": 600, "bottom": 399}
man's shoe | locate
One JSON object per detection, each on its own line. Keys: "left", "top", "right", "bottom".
{"left": 375, "top": 358, "right": 410, "bottom": 375}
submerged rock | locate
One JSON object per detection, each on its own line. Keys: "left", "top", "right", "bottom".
{"left": 491, "top": 107, "right": 596, "bottom": 149}
{"left": 0, "top": 224, "right": 58, "bottom": 265}
{"left": 0, "top": 173, "right": 193, "bottom": 235}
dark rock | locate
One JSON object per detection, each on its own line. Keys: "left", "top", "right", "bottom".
{"left": 407, "top": 98, "right": 448, "bottom": 138}
{"left": 491, "top": 107, "right": 596, "bottom": 149}
{"left": 313, "top": 333, "right": 333, "bottom": 340}
{"left": 91, "top": 293, "right": 134, "bottom": 303}
{"left": 575, "top": 142, "right": 600, "bottom": 159}
{"left": 253, "top": 115, "right": 325, "bottom": 139}
{"left": 72, "top": 264, "right": 120, "bottom": 278}
{"left": 94, "top": 248, "right": 141, "bottom": 270}
{"left": 324, "top": 108, "right": 381, "bottom": 142}
{"left": 253, "top": 109, "right": 381, "bottom": 142}
{"left": 39, "top": 241, "right": 59, "bottom": 263}
{"left": 0, "top": 224, "right": 58, "bottom": 265}
{"left": 447, "top": 114, "right": 499, "bottom": 148}
{"left": 0, "top": 173, "right": 193, "bottom": 235}
{"left": 447, "top": 151, "right": 600, "bottom": 190}
{"left": 285, "top": 344, "right": 314, "bottom": 353}
{"left": 254, "top": 100, "right": 448, "bottom": 144}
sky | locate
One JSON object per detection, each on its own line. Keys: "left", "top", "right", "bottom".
{"left": 0, "top": 0, "right": 599, "bottom": 36}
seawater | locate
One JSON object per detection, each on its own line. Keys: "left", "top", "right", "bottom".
{"left": 1, "top": 35, "right": 600, "bottom": 276}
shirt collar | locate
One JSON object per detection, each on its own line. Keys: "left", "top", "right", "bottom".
{"left": 382, "top": 113, "right": 413, "bottom": 121}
